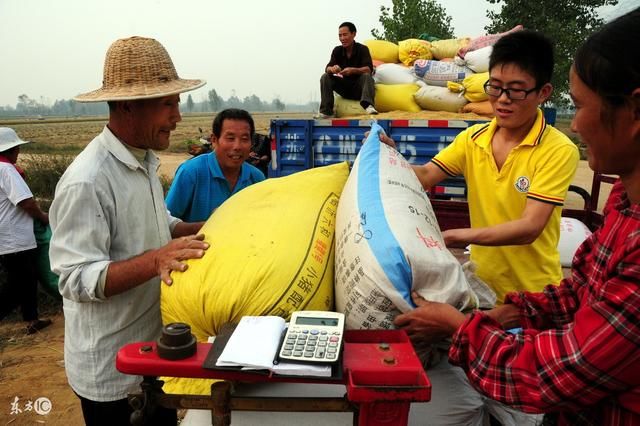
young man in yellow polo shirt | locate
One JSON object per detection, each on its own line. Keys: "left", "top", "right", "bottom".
{"left": 386, "top": 31, "right": 579, "bottom": 306}
{"left": 381, "top": 29, "right": 579, "bottom": 426}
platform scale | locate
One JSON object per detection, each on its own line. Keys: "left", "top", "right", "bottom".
{"left": 116, "top": 329, "right": 431, "bottom": 426}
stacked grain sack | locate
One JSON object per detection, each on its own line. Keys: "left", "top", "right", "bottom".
{"left": 358, "top": 38, "right": 428, "bottom": 114}
{"left": 450, "top": 25, "right": 524, "bottom": 116}
{"left": 334, "top": 123, "right": 494, "bottom": 367}
{"left": 346, "top": 26, "right": 523, "bottom": 118}
{"left": 161, "top": 163, "right": 350, "bottom": 395}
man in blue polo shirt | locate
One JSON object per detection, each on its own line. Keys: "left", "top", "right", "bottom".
{"left": 166, "top": 108, "right": 265, "bottom": 222}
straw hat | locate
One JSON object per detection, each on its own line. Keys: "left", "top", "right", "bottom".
{"left": 0, "top": 128, "right": 30, "bottom": 153}
{"left": 74, "top": 36, "right": 205, "bottom": 102}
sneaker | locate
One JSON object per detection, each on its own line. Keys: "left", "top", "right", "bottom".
{"left": 314, "top": 112, "right": 334, "bottom": 119}
{"left": 26, "top": 319, "right": 52, "bottom": 335}
{"left": 365, "top": 105, "right": 378, "bottom": 115}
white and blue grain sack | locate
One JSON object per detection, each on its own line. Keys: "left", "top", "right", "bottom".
{"left": 334, "top": 123, "right": 479, "bottom": 329}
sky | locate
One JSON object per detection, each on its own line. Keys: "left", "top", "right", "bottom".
{"left": 0, "top": 0, "right": 634, "bottom": 108}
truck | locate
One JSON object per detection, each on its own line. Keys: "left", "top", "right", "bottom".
{"left": 269, "top": 113, "right": 609, "bottom": 232}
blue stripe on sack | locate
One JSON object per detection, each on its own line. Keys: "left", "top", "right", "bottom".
{"left": 357, "top": 123, "right": 414, "bottom": 307}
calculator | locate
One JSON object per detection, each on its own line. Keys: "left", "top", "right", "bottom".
{"left": 278, "top": 311, "right": 345, "bottom": 363}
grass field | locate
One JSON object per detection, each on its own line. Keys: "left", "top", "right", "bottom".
{"left": 1, "top": 112, "right": 309, "bottom": 155}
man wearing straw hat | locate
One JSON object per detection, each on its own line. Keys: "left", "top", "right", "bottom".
{"left": 49, "top": 36, "right": 208, "bottom": 425}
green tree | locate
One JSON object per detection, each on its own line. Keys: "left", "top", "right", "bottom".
{"left": 208, "top": 89, "right": 223, "bottom": 111}
{"left": 485, "top": 0, "right": 618, "bottom": 107}
{"left": 372, "top": 0, "right": 454, "bottom": 42}
{"left": 186, "top": 94, "right": 195, "bottom": 113}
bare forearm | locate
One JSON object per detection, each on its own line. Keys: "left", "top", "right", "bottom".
{"left": 172, "top": 221, "right": 204, "bottom": 238}
{"left": 18, "top": 197, "right": 48, "bottom": 224}
{"left": 444, "top": 219, "right": 543, "bottom": 247}
{"left": 104, "top": 250, "right": 159, "bottom": 297}
{"left": 484, "top": 304, "right": 521, "bottom": 329}
{"left": 445, "top": 199, "right": 555, "bottom": 247}
{"left": 104, "top": 233, "right": 208, "bottom": 297}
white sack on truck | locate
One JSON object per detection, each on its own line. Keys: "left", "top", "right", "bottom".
{"left": 373, "top": 63, "right": 418, "bottom": 85}
{"left": 414, "top": 84, "right": 468, "bottom": 113}
{"left": 162, "top": 162, "right": 350, "bottom": 395}
{"left": 455, "top": 45, "right": 492, "bottom": 73}
{"left": 413, "top": 59, "right": 473, "bottom": 87}
{"left": 334, "top": 123, "right": 479, "bottom": 335}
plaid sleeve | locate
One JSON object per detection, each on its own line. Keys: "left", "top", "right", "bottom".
{"left": 450, "top": 239, "right": 640, "bottom": 414}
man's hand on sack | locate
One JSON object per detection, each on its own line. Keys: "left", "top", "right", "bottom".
{"left": 363, "top": 131, "right": 398, "bottom": 150}
{"left": 394, "top": 291, "right": 466, "bottom": 344}
{"left": 155, "top": 234, "right": 209, "bottom": 285}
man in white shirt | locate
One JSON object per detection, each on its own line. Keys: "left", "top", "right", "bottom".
{"left": 0, "top": 127, "right": 51, "bottom": 334}
{"left": 49, "top": 36, "right": 208, "bottom": 426}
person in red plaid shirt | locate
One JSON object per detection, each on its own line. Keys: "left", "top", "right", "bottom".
{"left": 395, "top": 8, "right": 640, "bottom": 426}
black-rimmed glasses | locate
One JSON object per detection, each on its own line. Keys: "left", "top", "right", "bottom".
{"left": 483, "top": 81, "right": 539, "bottom": 100}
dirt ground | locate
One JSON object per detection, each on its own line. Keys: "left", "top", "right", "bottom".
{"left": 0, "top": 112, "right": 611, "bottom": 425}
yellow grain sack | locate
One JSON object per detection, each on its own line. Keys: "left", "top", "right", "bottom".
{"left": 398, "top": 38, "right": 432, "bottom": 66}
{"left": 364, "top": 39, "right": 399, "bottom": 63}
{"left": 335, "top": 95, "right": 364, "bottom": 117}
{"left": 430, "top": 37, "right": 471, "bottom": 60}
{"left": 374, "top": 83, "right": 421, "bottom": 113}
{"left": 161, "top": 162, "right": 349, "bottom": 394}
{"left": 447, "top": 72, "right": 489, "bottom": 103}
{"left": 462, "top": 100, "right": 494, "bottom": 117}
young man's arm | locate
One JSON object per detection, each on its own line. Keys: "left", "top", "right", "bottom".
{"left": 379, "top": 133, "right": 449, "bottom": 191}
{"left": 443, "top": 198, "right": 555, "bottom": 247}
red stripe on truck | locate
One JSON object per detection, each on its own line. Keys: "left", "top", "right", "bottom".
{"left": 427, "top": 120, "right": 449, "bottom": 127}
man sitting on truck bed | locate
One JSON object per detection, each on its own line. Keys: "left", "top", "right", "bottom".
{"left": 382, "top": 30, "right": 579, "bottom": 425}
{"left": 316, "top": 21, "right": 377, "bottom": 118}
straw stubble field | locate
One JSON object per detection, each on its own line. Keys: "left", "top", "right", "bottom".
{"left": 0, "top": 112, "right": 608, "bottom": 425}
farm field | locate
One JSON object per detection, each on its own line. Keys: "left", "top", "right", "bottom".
{"left": 0, "top": 112, "right": 611, "bottom": 425}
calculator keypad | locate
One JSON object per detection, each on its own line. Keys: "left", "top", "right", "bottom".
{"left": 281, "top": 328, "right": 341, "bottom": 362}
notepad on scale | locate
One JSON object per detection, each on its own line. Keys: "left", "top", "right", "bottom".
{"left": 214, "top": 315, "right": 333, "bottom": 378}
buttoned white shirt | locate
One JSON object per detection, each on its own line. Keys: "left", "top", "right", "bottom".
{"left": 49, "top": 126, "right": 180, "bottom": 401}
{"left": 0, "top": 163, "right": 36, "bottom": 255}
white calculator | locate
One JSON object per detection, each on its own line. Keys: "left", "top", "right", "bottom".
{"left": 278, "top": 311, "right": 345, "bottom": 364}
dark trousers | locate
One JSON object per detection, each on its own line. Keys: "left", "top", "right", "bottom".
{"left": 319, "top": 73, "right": 376, "bottom": 115}
{"left": 0, "top": 248, "right": 39, "bottom": 321}
{"left": 76, "top": 393, "right": 177, "bottom": 426}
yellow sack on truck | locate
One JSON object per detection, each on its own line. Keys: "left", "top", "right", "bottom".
{"left": 398, "top": 38, "right": 432, "bottom": 66}
{"left": 335, "top": 95, "right": 364, "bottom": 117}
{"left": 374, "top": 83, "right": 422, "bottom": 113}
{"left": 364, "top": 39, "right": 399, "bottom": 63}
{"left": 447, "top": 72, "right": 489, "bottom": 103}
{"left": 161, "top": 162, "right": 350, "bottom": 394}
{"left": 430, "top": 37, "right": 470, "bottom": 59}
